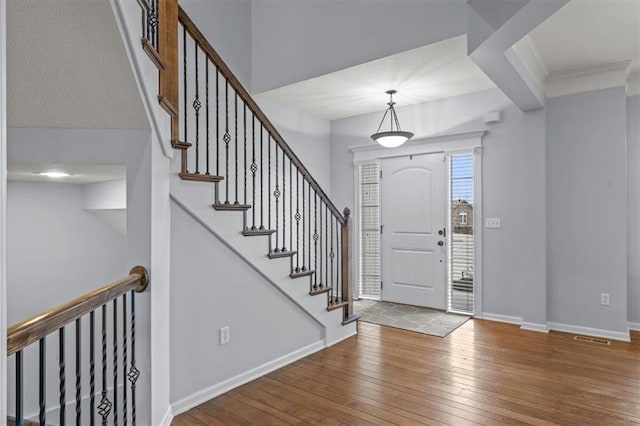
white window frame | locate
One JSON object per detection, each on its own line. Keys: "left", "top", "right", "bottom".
{"left": 459, "top": 211, "right": 468, "bottom": 225}
{"left": 351, "top": 130, "right": 485, "bottom": 316}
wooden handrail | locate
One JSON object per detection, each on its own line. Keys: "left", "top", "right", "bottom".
{"left": 177, "top": 7, "right": 345, "bottom": 225}
{"left": 7, "top": 266, "right": 149, "bottom": 356}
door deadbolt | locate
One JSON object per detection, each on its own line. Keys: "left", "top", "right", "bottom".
{"left": 437, "top": 240, "right": 444, "bottom": 246}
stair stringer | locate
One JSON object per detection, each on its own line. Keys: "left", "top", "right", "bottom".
{"left": 169, "top": 175, "right": 357, "bottom": 347}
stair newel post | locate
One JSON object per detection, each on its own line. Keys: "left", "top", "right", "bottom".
{"left": 341, "top": 207, "right": 353, "bottom": 321}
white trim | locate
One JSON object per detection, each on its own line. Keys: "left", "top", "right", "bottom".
{"left": 171, "top": 340, "right": 325, "bottom": 416}
{"left": 326, "top": 328, "right": 357, "bottom": 346}
{"left": 473, "top": 146, "right": 483, "bottom": 317}
{"left": 521, "top": 322, "right": 550, "bottom": 333}
{"left": 350, "top": 130, "right": 486, "bottom": 163}
{"left": 546, "top": 60, "right": 631, "bottom": 99}
{"left": 160, "top": 406, "right": 174, "bottom": 426}
{"left": 481, "top": 313, "right": 523, "bottom": 325}
{"left": 511, "top": 35, "right": 549, "bottom": 89}
{"left": 628, "top": 322, "right": 640, "bottom": 331}
{"left": 0, "top": 0, "right": 6, "bottom": 417}
{"left": 547, "top": 322, "right": 630, "bottom": 342}
{"left": 627, "top": 72, "right": 640, "bottom": 97}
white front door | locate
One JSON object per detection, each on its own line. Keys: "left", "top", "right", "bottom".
{"left": 381, "top": 153, "right": 447, "bottom": 309}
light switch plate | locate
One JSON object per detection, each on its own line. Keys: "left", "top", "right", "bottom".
{"left": 485, "top": 218, "right": 501, "bottom": 228}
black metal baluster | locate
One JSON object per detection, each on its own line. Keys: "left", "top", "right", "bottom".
{"left": 75, "top": 318, "right": 81, "bottom": 426}
{"left": 282, "top": 149, "right": 286, "bottom": 251}
{"left": 326, "top": 205, "right": 331, "bottom": 303}
{"left": 260, "top": 124, "right": 265, "bottom": 230}
{"left": 141, "top": 5, "right": 146, "bottom": 43}
{"left": 16, "top": 350, "right": 23, "bottom": 426}
{"left": 59, "top": 327, "right": 66, "bottom": 426}
{"left": 193, "top": 42, "right": 200, "bottom": 174}
{"left": 206, "top": 60, "right": 210, "bottom": 175}
{"left": 244, "top": 104, "right": 248, "bottom": 208}
{"left": 90, "top": 311, "right": 95, "bottom": 426}
{"left": 153, "top": 0, "right": 159, "bottom": 50}
{"left": 314, "top": 192, "right": 318, "bottom": 289}
{"left": 39, "top": 337, "right": 46, "bottom": 426}
{"left": 336, "top": 217, "right": 341, "bottom": 303}
{"left": 251, "top": 115, "right": 257, "bottom": 229}
{"left": 183, "top": 26, "right": 188, "bottom": 149}
{"left": 289, "top": 160, "right": 293, "bottom": 255}
{"left": 332, "top": 216, "right": 337, "bottom": 303}
{"left": 319, "top": 198, "right": 323, "bottom": 289}
{"left": 302, "top": 179, "right": 307, "bottom": 271}
{"left": 295, "top": 170, "right": 300, "bottom": 272}
{"left": 224, "top": 81, "right": 230, "bottom": 203}
{"left": 113, "top": 299, "right": 118, "bottom": 425}
{"left": 234, "top": 93, "right": 239, "bottom": 204}
{"left": 129, "top": 291, "right": 140, "bottom": 426}
{"left": 216, "top": 70, "right": 220, "bottom": 176}
{"left": 99, "top": 306, "right": 112, "bottom": 426}
{"left": 123, "top": 294, "right": 128, "bottom": 426}
{"left": 273, "top": 140, "right": 279, "bottom": 253}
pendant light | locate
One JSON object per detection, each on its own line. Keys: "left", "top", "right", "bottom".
{"left": 370, "top": 90, "right": 413, "bottom": 148}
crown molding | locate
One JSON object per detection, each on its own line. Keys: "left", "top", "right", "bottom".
{"left": 512, "top": 35, "right": 549, "bottom": 90}
{"left": 546, "top": 60, "right": 632, "bottom": 98}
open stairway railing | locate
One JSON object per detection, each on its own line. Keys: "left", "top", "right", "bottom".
{"left": 137, "top": 0, "right": 357, "bottom": 323}
{"left": 7, "top": 266, "right": 149, "bottom": 426}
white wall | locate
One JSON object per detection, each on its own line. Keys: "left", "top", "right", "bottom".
{"left": 257, "top": 98, "right": 332, "bottom": 193}
{"left": 331, "top": 88, "right": 540, "bottom": 320}
{"left": 0, "top": 0, "right": 7, "bottom": 416}
{"left": 546, "top": 87, "right": 628, "bottom": 336}
{"left": 169, "top": 200, "right": 323, "bottom": 408}
{"left": 628, "top": 95, "right": 640, "bottom": 325}
{"left": 251, "top": 0, "right": 467, "bottom": 93}
{"left": 180, "top": 0, "right": 253, "bottom": 91}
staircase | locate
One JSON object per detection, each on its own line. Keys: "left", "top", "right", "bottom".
{"left": 123, "top": 0, "right": 358, "bottom": 336}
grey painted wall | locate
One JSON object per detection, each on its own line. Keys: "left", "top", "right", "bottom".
{"left": 628, "top": 95, "right": 640, "bottom": 325}
{"left": 181, "top": 0, "right": 252, "bottom": 90}
{"left": 251, "top": 0, "right": 467, "bottom": 93}
{"left": 331, "top": 88, "right": 542, "bottom": 320}
{"left": 169, "top": 201, "right": 323, "bottom": 404}
{"left": 546, "top": 87, "right": 628, "bottom": 333}
{"left": 257, "top": 98, "right": 332, "bottom": 193}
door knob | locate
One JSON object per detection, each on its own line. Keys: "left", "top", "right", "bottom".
{"left": 437, "top": 240, "right": 444, "bottom": 246}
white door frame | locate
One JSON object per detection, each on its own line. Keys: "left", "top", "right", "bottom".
{"left": 351, "top": 130, "right": 486, "bottom": 316}
{"left": 1, "top": 0, "right": 8, "bottom": 416}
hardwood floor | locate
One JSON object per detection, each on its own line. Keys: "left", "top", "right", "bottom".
{"left": 173, "top": 320, "right": 640, "bottom": 425}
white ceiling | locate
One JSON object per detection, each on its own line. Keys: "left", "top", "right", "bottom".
{"left": 6, "top": 0, "right": 148, "bottom": 129}
{"left": 8, "top": 164, "right": 126, "bottom": 184}
{"left": 526, "top": 0, "right": 640, "bottom": 77}
{"left": 255, "top": 36, "right": 496, "bottom": 121}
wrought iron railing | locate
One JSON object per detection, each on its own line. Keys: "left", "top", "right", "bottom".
{"left": 7, "top": 266, "right": 149, "bottom": 426}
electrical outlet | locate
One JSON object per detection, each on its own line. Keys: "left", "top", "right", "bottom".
{"left": 485, "top": 218, "right": 501, "bottom": 228}
{"left": 220, "top": 326, "right": 230, "bottom": 345}
{"left": 600, "top": 293, "right": 610, "bottom": 306}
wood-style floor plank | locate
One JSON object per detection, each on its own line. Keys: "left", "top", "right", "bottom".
{"left": 173, "top": 320, "right": 640, "bottom": 425}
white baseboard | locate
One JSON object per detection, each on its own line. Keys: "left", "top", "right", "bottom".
{"left": 326, "top": 326, "right": 358, "bottom": 346}
{"left": 628, "top": 322, "right": 640, "bottom": 331}
{"left": 160, "top": 406, "right": 173, "bottom": 426}
{"left": 548, "top": 322, "right": 630, "bottom": 342}
{"left": 521, "top": 322, "right": 549, "bottom": 333}
{"left": 481, "top": 312, "right": 522, "bottom": 325}
{"left": 171, "top": 340, "right": 325, "bottom": 416}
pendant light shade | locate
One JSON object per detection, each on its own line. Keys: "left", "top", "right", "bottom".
{"left": 371, "top": 90, "right": 413, "bottom": 148}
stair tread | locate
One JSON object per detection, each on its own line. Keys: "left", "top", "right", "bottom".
{"left": 268, "top": 250, "right": 297, "bottom": 259}
{"left": 172, "top": 139, "right": 192, "bottom": 149}
{"left": 242, "top": 228, "right": 276, "bottom": 236}
{"left": 180, "top": 172, "right": 223, "bottom": 182}
{"left": 327, "top": 300, "right": 349, "bottom": 311}
{"left": 342, "top": 314, "right": 361, "bottom": 325}
{"left": 213, "top": 203, "right": 252, "bottom": 211}
{"left": 309, "top": 285, "right": 331, "bottom": 296}
{"left": 290, "top": 269, "right": 315, "bottom": 279}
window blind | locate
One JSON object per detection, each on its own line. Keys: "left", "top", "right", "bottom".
{"left": 358, "top": 163, "right": 381, "bottom": 299}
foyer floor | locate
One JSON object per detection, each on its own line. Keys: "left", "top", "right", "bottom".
{"left": 173, "top": 321, "right": 640, "bottom": 425}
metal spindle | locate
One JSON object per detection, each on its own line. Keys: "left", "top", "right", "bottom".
{"left": 113, "top": 299, "right": 118, "bottom": 425}
{"left": 39, "top": 338, "right": 46, "bottom": 426}
{"left": 123, "top": 294, "right": 128, "bottom": 426}
{"left": 100, "top": 306, "right": 111, "bottom": 425}
{"left": 260, "top": 124, "right": 265, "bottom": 229}
{"left": 224, "top": 81, "right": 230, "bottom": 203}
{"left": 289, "top": 160, "right": 293, "bottom": 255}
{"left": 194, "top": 42, "right": 200, "bottom": 174}
{"left": 16, "top": 350, "right": 23, "bottom": 426}
{"left": 129, "top": 291, "right": 140, "bottom": 426}
{"left": 273, "top": 141, "right": 279, "bottom": 252}
{"left": 314, "top": 192, "right": 318, "bottom": 289}
{"left": 75, "top": 318, "right": 81, "bottom": 426}
{"left": 336, "top": 217, "right": 341, "bottom": 302}
{"left": 326, "top": 204, "right": 330, "bottom": 302}
{"left": 308, "top": 183, "right": 312, "bottom": 274}
{"left": 319, "top": 199, "right": 324, "bottom": 288}
{"left": 216, "top": 69, "right": 220, "bottom": 176}
{"left": 234, "top": 93, "right": 239, "bottom": 204}
{"left": 302, "top": 178, "right": 306, "bottom": 271}
{"left": 183, "top": 26, "right": 188, "bottom": 148}
{"left": 251, "top": 115, "right": 257, "bottom": 229}
{"left": 244, "top": 104, "right": 248, "bottom": 207}
{"left": 282, "top": 149, "right": 286, "bottom": 251}
{"left": 90, "top": 311, "right": 95, "bottom": 426}
{"left": 205, "top": 60, "right": 210, "bottom": 175}
{"left": 59, "top": 328, "right": 66, "bottom": 426}
{"left": 295, "top": 170, "right": 300, "bottom": 272}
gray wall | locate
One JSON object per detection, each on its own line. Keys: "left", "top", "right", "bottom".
{"left": 169, "top": 201, "right": 323, "bottom": 404}
{"left": 331, "top": 88, "right": 543, "bottom": 319}
{"left": 251, "top": 0, "right": 466, "bottom": 93}
{"left": 628, "top": 95, "right": 640, "bottom": 325}
{"left": 546, "top": 87, "right": 628, "bottom": 333}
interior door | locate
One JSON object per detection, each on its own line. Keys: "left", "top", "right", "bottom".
{"left": 381, "top": 153, "right": 446, "bottom": 309}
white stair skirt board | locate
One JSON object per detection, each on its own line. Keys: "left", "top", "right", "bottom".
{"left": 171, "top": 340, "right": 325, "bottom": 417}
{"left": 480, "top": 312, "right": 523, "bottom": 325}
{"left": 521, "top": 322, "right": 550, "bottom": 333}
{"left": 160, "top": 407, "right": 173, "bottom": 426}
{"left": 547, "top": 322, "right": 631, "bottom": 342}
{"left": 629, "top": 322, "right": 640, "bottom": 331}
